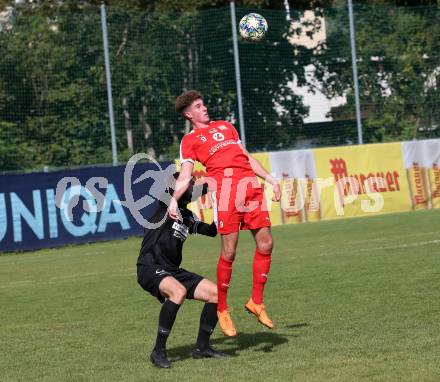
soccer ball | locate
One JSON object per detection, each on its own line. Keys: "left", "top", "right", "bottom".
{"left": 239, "top": 13, "right": 268, "bottom": 42}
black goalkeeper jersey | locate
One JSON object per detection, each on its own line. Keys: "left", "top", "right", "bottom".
{"left": 137, "top": 199, "right": 216, "bottom": 270}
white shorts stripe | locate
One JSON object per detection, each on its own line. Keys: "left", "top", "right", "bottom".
{"left": 211, "top": 191, "right": 218, "bottom": 227}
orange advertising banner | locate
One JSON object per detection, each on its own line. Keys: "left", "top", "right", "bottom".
{"left": 402, "top": 140, "right": 440, "bottom": 210}
{"left": 312, "top": 142, "right": 412, "bottom": 219}
{"left": 175, "top": 139, "right": 440, "bottom": 226}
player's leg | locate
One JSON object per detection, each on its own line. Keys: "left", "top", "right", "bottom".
{"left": 251, "top": 226, "right": 273, "bottom": 304}
{"left": 213, "top": 182, "right": 241, "bottom": 336}
{"left": 191, "top": 279, "right": 228, "bottom": 358}
{"left": 216, "top": 232, "right": 239, "bottom": 336}
{"left": 240, "top": 184, "right": 274, "bottom": 329}
{"left": 150, "top": 276, "right": 187, "bottom": 368}
{"left": 218, "top": 232, "right": 239, "bottom": 310}
{"left": 245, "top": 226, "right": 274, "bottom": 329}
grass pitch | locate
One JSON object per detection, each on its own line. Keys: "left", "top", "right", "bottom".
{"left": 1, "top": 209, "right": 440, "bottom": 381}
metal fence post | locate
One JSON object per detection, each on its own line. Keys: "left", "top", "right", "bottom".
{"left": 230, "top": 1, "right": 246, "bottom": 147}
{"left": 348, "top": 0, "right": 363, "bottom": 144}
{"left": 100, "top": 4, "right": 118, "bottom": 165}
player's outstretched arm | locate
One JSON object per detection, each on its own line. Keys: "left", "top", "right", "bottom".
{"left": 188, "top": 213, "right": 217, "bottom": 237}
{"left": 238, "top": 144, "right": 281, "bottom": 202}
{"left": 194, "top": 221, "right": 217, "bottom": 237}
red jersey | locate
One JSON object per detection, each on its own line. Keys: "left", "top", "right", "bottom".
{"left": 180, "top": 121, "right": 254, "bottom": 181}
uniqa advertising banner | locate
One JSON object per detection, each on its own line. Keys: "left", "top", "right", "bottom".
{"left": 0, "top": 159, "right": 174, "bottom": 252}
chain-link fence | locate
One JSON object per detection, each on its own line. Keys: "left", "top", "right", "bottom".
{"left": 0, "top": 4, "right": 439, "bottom": 172}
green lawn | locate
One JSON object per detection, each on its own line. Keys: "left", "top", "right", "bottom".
{"left": 1, "top": 210, "right": 440, "bottom": 381}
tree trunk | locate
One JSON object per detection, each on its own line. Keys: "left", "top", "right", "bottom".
{"left": 123, "top": 96, "right": 133, "bottom": 153}
{"left": 140, "top": 101, "right": 155, "bottom": 158}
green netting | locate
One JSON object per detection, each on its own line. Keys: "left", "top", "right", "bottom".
{"left": 323, "top": 4, "right": 440, "bottom": 143}
{"left": 0, "top": 4, "right": 439, "bottom": 172}
{"left": 106, "top": 7, "right": 237, "bottom": 163}
{"left": 0, "top": 11, "right": 111, "bottom": 171}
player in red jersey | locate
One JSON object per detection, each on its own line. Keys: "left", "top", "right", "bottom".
{"left": 169, "top": 90, "right": 281, "bottom": 337}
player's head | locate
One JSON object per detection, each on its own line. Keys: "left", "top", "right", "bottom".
{"left": 168, "top": 172, "right": 208, "bottom": 206}
{"left": 175, "top": 90, "right": 210, "bottom": 125}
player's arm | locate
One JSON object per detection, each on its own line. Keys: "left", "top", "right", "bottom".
{"left": 192, "top": 220, "right": 217, "bottom": 237}
{"left": 238, "top": 143, "right": 281, "bottom": 202}
{"left": 168, "top": 161, "right": 194, "bottom": 220}
{"left": 185, "top": 209, "right": 217, "bottom": 237}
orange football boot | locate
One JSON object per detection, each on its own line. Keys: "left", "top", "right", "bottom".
{"left": 245, "top": 298, "right": 274, "bottom": 329}
{"left": 217, "top": 310, "right": 237, "bottom": 337}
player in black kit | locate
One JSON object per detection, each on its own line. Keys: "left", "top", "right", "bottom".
{"left": 137, "top": 173, "right": 228, "bottom": 368}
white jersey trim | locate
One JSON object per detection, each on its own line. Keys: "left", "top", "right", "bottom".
{"left": 180, "top": 158, "right": 195, "bottom": 164}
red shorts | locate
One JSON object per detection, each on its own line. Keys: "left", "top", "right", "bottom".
{"left": 211, "top": 178, "right": 271, "bottom": 234}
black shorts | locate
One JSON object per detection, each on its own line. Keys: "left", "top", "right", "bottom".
{"left": 137, "top": 262, "right": 204, "bottom": 303}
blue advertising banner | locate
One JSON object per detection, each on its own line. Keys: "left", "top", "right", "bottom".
{"left": 0, "top": 160, "right": 174, "bottom": 252}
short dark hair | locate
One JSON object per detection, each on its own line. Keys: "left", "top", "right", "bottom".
{"left": 175, "top": 90, "right": 203, "bottom": 113}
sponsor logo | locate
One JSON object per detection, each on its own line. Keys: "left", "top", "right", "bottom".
{"left": 433, "top": 164, "right": 440, "bottom": 198}
{"left": 197, "top": 135, "right": 207, "bottom": 142}
{"left": 329, "top": 157, "right": 400, "bottom": 207}
{"left": 172, "top": 221, "right": 189, "bottom": 241}
{"left": 208, "top": 139, "right": 237, "bottom": 155}
{"left": 212, "top": 132, "right": 225, "bottom": 142}
{"left": 155, "top": 269, "right": 170, "bottom": 276}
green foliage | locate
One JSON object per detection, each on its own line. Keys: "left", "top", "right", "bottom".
{"left": 0, "top": 121, "right": 37, "bottom": 170}
{"left": 320, "top": 4, "right": 440, "bottom": 143}
{"left": 102, "top": 6, "right": 317, "bottom": 155}
{"left": 0, "top": 10, "right": 113, "bottom": 170}
{"left": 0, "top": 0, "right": 328, "bottom": 13}
{"left": 0, "top": 2, "right": 439, "bottom": 171}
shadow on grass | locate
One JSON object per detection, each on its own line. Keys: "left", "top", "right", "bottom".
{"left": 285, "top": 322, "right": 309, "bottom": 329}
{"left": 168, "top": 330, "right": 291, "bottom": 362}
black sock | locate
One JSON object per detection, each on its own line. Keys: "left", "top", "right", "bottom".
{"left": 196, "top": 303, "right": 218, "bottom": 351}
{"left": 154, "top": 300, "right": 181, "bottom": 352}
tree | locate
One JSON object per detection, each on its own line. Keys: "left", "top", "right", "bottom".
{"left": 0, "top": 9, "right": 114, "bottom": 169}
{"left": 314, "top": 4, "right": 440, "bottom": 143}
{"left": 2, "top": 0, "right": 439, "bottom": 171}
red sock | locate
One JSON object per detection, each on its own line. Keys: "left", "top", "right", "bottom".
{"left": 252, "top": 250, "right": 271, "bottom": 305}
{"left": 216, "top": 256, "right": 233, "bottom": 312}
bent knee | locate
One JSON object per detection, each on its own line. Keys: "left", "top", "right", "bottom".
{"left": 257, "top": 239, "right": 273, "bottom": 254}
{"left": 208, "top": 287, "right": 218, "bottom": 303}
{"left": 220, "top": 249, "right": 236, "bottom": 261}
{"left": 168, "top": 285, "right": 187, "bottom": 304}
